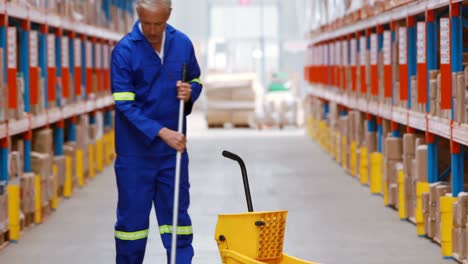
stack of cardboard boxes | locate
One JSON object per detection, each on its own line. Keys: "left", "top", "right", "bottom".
{"left": 452, "top": 67, "right": 468, "bottom": 124}
{"left": 402, "top": 134, "right": 416, "bottom": 217}
{"left": 384, "top": 136, "right": 402, "bottom": 206}
{"left": 204, "top": 73, "right": 257, "bottom": 127}
{"left": 31, "top": 128, "right": 54, "bottom": 212}
{"left": 424, "top": 182, "right": 451, "bottom": 241}
{"left": 453, "top": 193, "right": 468, "bottom": 260}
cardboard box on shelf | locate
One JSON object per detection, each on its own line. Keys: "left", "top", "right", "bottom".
{"left": 422, "top": 192, "right": 430, "bottom": 214}
{"left": 403, "top": 133, "right": 416, "bottom": 156}
{"left": 365, "top": 132, "right": 377, "bottom": 153}
{"left": 403, "top": 154, "right": 413, "bottom": 179}
{"left": 53, "top": 156, "right": 66, "bottom": 188}
{"left": 389, "top": 183, "right": 398, "bottom": 207}
{"left": 415, "top": 145, "right": 428, "bottom": 182}
{"left": 455, "top": 73, "right": 466, "bottom": 123}
{"left": 0, "top": 192, "right": 7, "bottom": 232}
{"left": 33, "top": 128, "right": 53, "bottom": 156}
{"left": 20, "top": 172, "right": 35, "bottom": 214}
{"left": 456, "top": 193, "right": 468, "bottom": 227}
{"left": 384, "top": 137, "right": 402, "bottom": 160}
{"left": 405, "top": 173, "right": 415, "bottom": 218}
{"left": 8, "top": 151, "right": 22, "bottom": 180}
{"left": 384, "top": 159, "right": 399, "bottom": 185}
{"left": 31, "top": 152, "right": 52, "bottom": 179}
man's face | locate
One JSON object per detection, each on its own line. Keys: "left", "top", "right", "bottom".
{"left": 137, "top": 4, "right": 171, "bottom": 45}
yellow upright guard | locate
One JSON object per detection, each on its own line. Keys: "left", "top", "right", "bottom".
{"left": 34, "top": 174, "right": 42, "bottom": 224}
{"left": 51, "top": 165, "right": 59, "bottom": 209}
{"left": 76, "top": 149, "right": 84, "bottom": 187}
{"left": 88, "top": 144, "right": 95, "bottom": 179}
{"left": 397, "top": 168, "right": 406, "bottom": 219}
{"left": 7, "top": 183, "right": 20, "bottom": 241}
{"left": 350, "top": 141, "right": 357, "bottom": 177}
{"left": 370, "top": 152, "right": 382, "bottom": 194}
{"left": 440, "top": 196, "right": 456, "bottom": 258}
{"left": 359, "top": 147, "right": 368, "bottom": 185}
{"left": 64, "top": 156, "right": 73, "bottom": 198}
{"left": 415, "top": 182, "right": 429, "bottom": 236}
{"left": 341, "top": 136, "right": 347, "bottom": 170}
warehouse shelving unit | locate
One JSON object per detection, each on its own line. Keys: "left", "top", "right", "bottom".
{"left": 305, "top": 0, "right": 468, "bottom": 261}
{"left": 0, "top": 1, "right": 127, "bottom": 247}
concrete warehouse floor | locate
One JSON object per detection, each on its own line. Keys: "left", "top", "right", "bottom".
{"left": 0, "top": 111, "right": 456, "bottom": 264}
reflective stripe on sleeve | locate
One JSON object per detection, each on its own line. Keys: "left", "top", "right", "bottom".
{"left": 113, "top": 92, "right": 136, "bottom": 101}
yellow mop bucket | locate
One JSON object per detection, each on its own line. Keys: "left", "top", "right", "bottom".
{"left": 215, "top": 151, "right": 319, "bottom": 264}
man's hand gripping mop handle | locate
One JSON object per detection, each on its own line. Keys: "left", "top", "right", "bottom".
{"left": 170, "top": 63, "right": 187, "bottom": 264}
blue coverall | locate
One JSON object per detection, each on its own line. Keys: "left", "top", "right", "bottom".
{"left": 111, "top": 21, "right": 202, "bottom": 264}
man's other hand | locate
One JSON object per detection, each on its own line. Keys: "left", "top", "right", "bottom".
{"left": 176, "top": 81, "right": 192, "bottom": 103}
{"left": 158, "top": 127, "right": 186, "bottom": 152}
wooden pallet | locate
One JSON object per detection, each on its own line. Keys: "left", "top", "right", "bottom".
{"left": 57, "top": 184, "right": 64, "bottom": 198}
{"left": 452, "top": 253, "right": 466, "bottom": 263}
{"left": 0, "top": 229, "right": 9, "bottom": 250}
{"left": 20, "top": 212, "right": 35, "bottom": 231}
{"left": 42, "top": 201, "right": 53, "bottom": 220}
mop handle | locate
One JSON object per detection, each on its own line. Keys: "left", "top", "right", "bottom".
{"left": 170, "top": 63, "right": 187, "bottom": 264}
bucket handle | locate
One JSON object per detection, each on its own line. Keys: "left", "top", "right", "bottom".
{"left": 222, "top": 150, "right": 254, "bottom": 212}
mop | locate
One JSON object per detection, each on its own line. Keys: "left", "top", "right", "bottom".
{"left": 170, "top": 63, "right": 187, "bottom": 264}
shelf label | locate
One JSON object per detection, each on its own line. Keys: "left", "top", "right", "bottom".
{"left": 399, "top": 27, "right": 407, "bottom": 65}
{"left": 360, "top": 36, "right": 367, "bottom": 66}
{"left": 383, "top": 31, "right": 391, "bottom": 66}
{"left": 417, "top": 22, "right": 426, "bottom": 64}
{"left": 29, "top": 31, "right": 38, "bottom": 67}
{"left": 370, "top": 33, "right": 377, "bottom": 65}
{"left": 440, "top": 18, "right": 450, "bottom": 65}
{"left": 7, "top": 27, "right": 16, "bottom": 69}
{"left": 47, "top": 34, "right": 55, "bottom": 68}
{"left": 86, "top": 41, "right": 92, "bottom": 68}
{"left": 74, "top": 39, "right": 81, "bottom": 67}
{"left": 350, "top": 38, "right": 357, "bottom": 66}
{"left": 342, "top": 40, "right": 348, "bottom": 66}
{"left": 61, "top": 37, "right": 69, "bottom": 68}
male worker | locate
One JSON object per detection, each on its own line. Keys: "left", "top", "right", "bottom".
{"left": 110, "top": 0, "right": 202, "bottom": 263}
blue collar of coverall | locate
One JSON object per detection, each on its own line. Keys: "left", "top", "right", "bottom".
{"left": 129, "top": 20, "right": 176, "bottom": 43}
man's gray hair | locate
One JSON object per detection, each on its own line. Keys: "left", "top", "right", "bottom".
{"left": 135, "top": 0, "right": 172, "bottom": 12}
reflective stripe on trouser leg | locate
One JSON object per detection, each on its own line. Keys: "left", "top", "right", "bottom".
{"left": 155, "top": 154, "right": 193, "bottom": 264}
{"left": 114, "top": 156, "right": 156, "bottom": 264}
